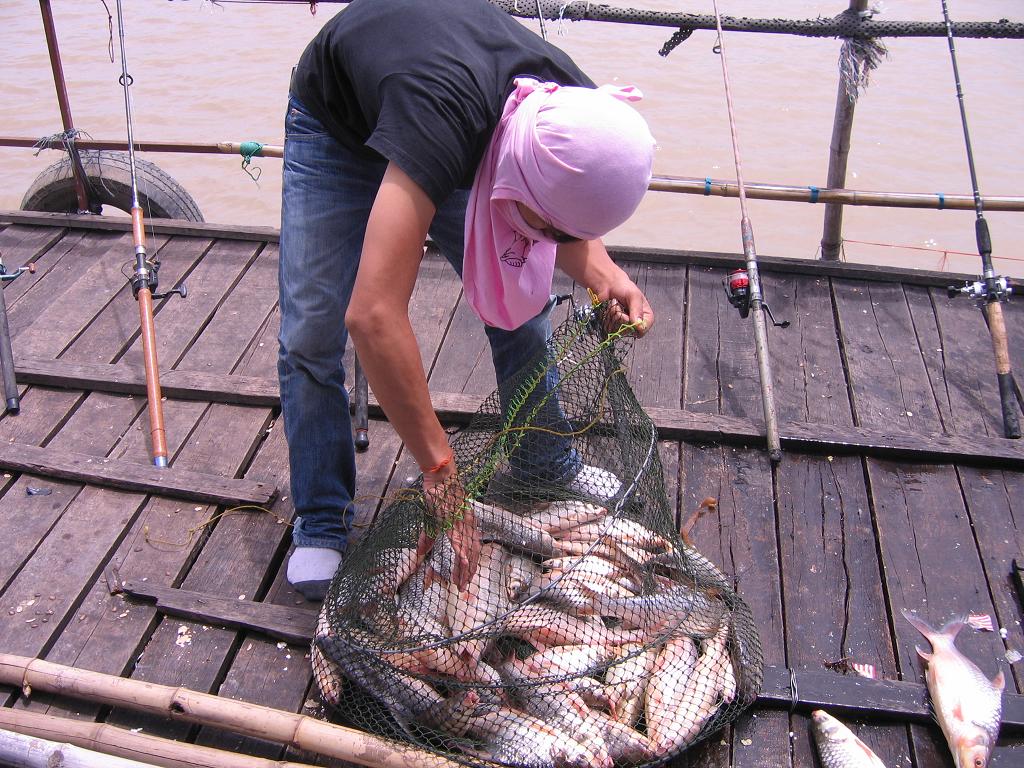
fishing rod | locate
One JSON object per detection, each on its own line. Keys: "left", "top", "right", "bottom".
{"left": 710, "top": 0, "right": 788, "bottom": 463}
{"left": 114, "top": 0, "right": 183, "bottom": 466}
{"left": 940, "top": 0, "right": 1020, "bottom": 439}
{"left": 0, "top": 259, "right": 35, "bottom": 415}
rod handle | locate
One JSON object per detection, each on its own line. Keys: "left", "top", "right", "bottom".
{"left": 997, "top": 373, "right": 1021, "bottom": 439}
{"left": 131, "top": 206, "right": 146, "bottom": 250}
{"left": 985, "top": 301, "right": 1021, "bottom": 439}
{"left": 975, "top": 217, "right": 992, "bottom": 258}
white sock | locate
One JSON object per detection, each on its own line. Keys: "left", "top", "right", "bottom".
{"left": 287, "top": 547, "right": 342, "bottom": 601}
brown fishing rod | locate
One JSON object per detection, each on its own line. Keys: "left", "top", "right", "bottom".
{"left": 940, "top": 0, "right": 1020, "bottom": 439}
{"left": 710, "top": 0, "right": 788, "bottom": 462}
{"left": 115, "top": 0, "right": 171, "bottom": 466}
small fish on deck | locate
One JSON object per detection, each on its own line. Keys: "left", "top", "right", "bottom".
{"left": 811, "top": 709, "right": 888, "bottom": 768}
{"left": 902, "top": 608, "right": 1004, "bottom": 768}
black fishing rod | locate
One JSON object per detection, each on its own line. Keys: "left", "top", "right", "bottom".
{"left": 114, "top": 0, "right": 181, "bottom": 466}
{"left": 710, "top": 0, "right": 788, "bottom": 463}
{"left": 940, "top": 0, "right": 1020, "bottom": 439}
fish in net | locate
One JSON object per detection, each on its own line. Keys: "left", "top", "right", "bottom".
{"left": 313, "top": 302, "right": 763, "bottom": 767}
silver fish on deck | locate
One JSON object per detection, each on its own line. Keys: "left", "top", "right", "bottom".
{"left": 902, "top": 609, "right": 1004, "bottom": 768}
{"left": 811, "top": 710, "right": 888, "bottom": 768}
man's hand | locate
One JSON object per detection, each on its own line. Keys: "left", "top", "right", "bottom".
{"left": 555, "top": 239, "right": 654, "bottom": 337}
{"left": 422, "top": 465, "right": 481, "bottom": 590}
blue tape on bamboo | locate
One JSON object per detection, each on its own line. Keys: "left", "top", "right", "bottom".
{"left": 704, "top": 176, "right": 712, "bottom": 195}
{"left": 240, "top": 141, "right": 265, "bottom": 182}
{"left": 937, "top": 192, "right": 945, "bottom": 210}
{"left": 808, "top": 185, "right": 819, "bottom": 203}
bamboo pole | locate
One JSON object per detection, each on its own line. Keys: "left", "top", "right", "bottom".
{"left": 38, "top": 0, "right": 92, "bottom": 214}
{"left": 0, "top": 654, "right": 460, "bottom": 768}
{"left": 0, "top": 708, "right": 314, "bottom": 768}
{"left": 9, "top": 136, "right": 1024, "bottom": 212}
{"left": 821, "top": 0, "right": 870, "bottom": 260}
{"left": 0, "top": 725, "right": 155, "bottom": 768}
{"left": 647, "top": 175, "right": 1024, "bottom": 211}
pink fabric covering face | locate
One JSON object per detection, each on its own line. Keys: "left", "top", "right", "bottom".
{"left": 463, "top": 78, "right": 655, "bottom": 330}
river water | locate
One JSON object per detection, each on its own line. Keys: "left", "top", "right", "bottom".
{"left": 2, "top": 1, "right": 1022, "bottom": 276}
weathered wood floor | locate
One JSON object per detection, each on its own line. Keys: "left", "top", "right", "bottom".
{"left": 0, "top": 211, "right": 1021, "bottom": 767}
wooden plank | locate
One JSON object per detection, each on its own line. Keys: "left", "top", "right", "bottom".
{"left": 194, "top": 421, "right": 407, "bottom": 760}
{"left": 0, "top": 238, "right": 266, "bottom": 706}
{"left": 15, "top": 359, "right": 1024, "bottom": 467}
{"left": 776, "top": 453, "right": 910, "bottom": 767}
{"left": 0, "top": 237, "right": 219, "bottom": 601}
{"left": 8, "top": 231, "right": 142, "bottom": 354}
{"left": 63, "top": 237, "right": 215, "bottom": 367}
{"left": 1, "top": 210, "right": 989, "bottom": 289}
{"left": 867, "top": 460, "right": 1013, "bottom": 766}
{"left": 756, "top": 665, "right": 1024, "bottom": 729}
{"left": 112, "top": 582, "right": 1024, "bottom": 731}
{"left": 14, "top": 358, "right": 279, "bottom": 406}
{"left": 428, "top": 268, "right": 573, "bottom": 398}
{"left": 95, "top": 246, "right": 405, "bottom": 743}
{"left": 679, "top": 443, "right": 787, "bottom": 768}
{"left": 917, "top": 287, "right": 1024, "bottom": 691}
{"left": 606, "top": 244, "right": 984, "bottom": 289}
{"left": 0, "top": 442, "right": 274, "bottom": 505}
{"left": 832, "top": 279, "right": 944, "bottom": 431}
{"left": 682, "top": 265, "right": 730, "bottom": 417}
{"left": 912, "top": 286, "right": 1004, "bottom": 437}
{"left": 954, "top": 465, "right": 1024, "bottom": 692}
{"left": 834, "top": 277, "right": 1013, "bottom": 766}
{"left": 26, "top": 246, "right": 281, "bottom": 729}
{"left": 0, "top": 210, "right": 281, "bottom": 245}
{"left": 118, "top": 579, "right": 316, "bottom": 645}
{"left": 759, "top": 272, "right": 853, "bottom": 426}
{"left": 0, "top": 224, "right": 66, "bottom": 278}
{"left": 618, "top": 261, "right": 686, "bottom": 410}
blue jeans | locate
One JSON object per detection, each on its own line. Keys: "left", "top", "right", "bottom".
{"left": 278, "top": 96, "right": 577, "bottom": 551}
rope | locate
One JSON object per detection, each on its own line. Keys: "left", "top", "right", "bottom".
{"left": 32, "top": 129, "right": 87, "bottom": 157}
{"left": 490, "top": 1, "right": 1024, "bottom": 40}
{"left": 240, "top": 140, "right": 264, "bottom": 182}
{"left": 842, "top": 238, "right": 1024, "bottom": 270}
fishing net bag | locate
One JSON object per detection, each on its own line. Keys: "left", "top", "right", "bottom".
{"left": 313, "top": 302, "right": 763, "bottom": 767}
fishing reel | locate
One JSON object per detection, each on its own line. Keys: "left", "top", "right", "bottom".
{"left": 947, "top": 276, "right": 1012, "bottom": 304}
{"left": 130, "top": 259, "right": 187, "bottom": 301}
{"left": 725, "top": 268, "right": 752, "bottom": 318}
{"left": 0, "top": 261, "right": 35, "bottom": 282}
{"left": 724, "top": 268, "right": 789, "bottom": 327}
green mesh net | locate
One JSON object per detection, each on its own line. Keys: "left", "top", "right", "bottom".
{"left": 313, "top": 303, "right": 763, "bottom": 767}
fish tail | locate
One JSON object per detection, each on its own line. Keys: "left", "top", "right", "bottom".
{"left": 904, "top": 609, "right": 968, "bottom": 656}
{"left": 902, "top": 607, "right": 939, "bottom": 641}
{"left": 937, "top": 613, "right": 969, "bottom": 641}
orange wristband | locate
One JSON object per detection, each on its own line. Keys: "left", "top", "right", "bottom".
{"left": 422, "top": 449, "right": 454, "bottom": 475}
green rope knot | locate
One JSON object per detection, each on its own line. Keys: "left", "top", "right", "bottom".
{"left": 240, "top": 141, "right": 264, "bottom": 182}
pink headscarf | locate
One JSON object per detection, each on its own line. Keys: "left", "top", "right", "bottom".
{"left": 463, "top": 78, "right": 656, "bottom": 331}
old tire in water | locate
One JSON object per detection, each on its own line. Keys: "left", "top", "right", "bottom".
{"left": 21, "top": 150, "right": 204, "bottom": 221}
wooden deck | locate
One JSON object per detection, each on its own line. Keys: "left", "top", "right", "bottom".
{"left": 0, "top": 210, "right": 1021, "bottom": 767}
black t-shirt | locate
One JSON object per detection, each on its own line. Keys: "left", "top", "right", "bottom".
{"left": 291, "top": 0, "right": 594, "bottom": 206}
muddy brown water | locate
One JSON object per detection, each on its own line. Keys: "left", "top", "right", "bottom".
{"left": 2, "top": 1, "right": 1022, "bottom": 276}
